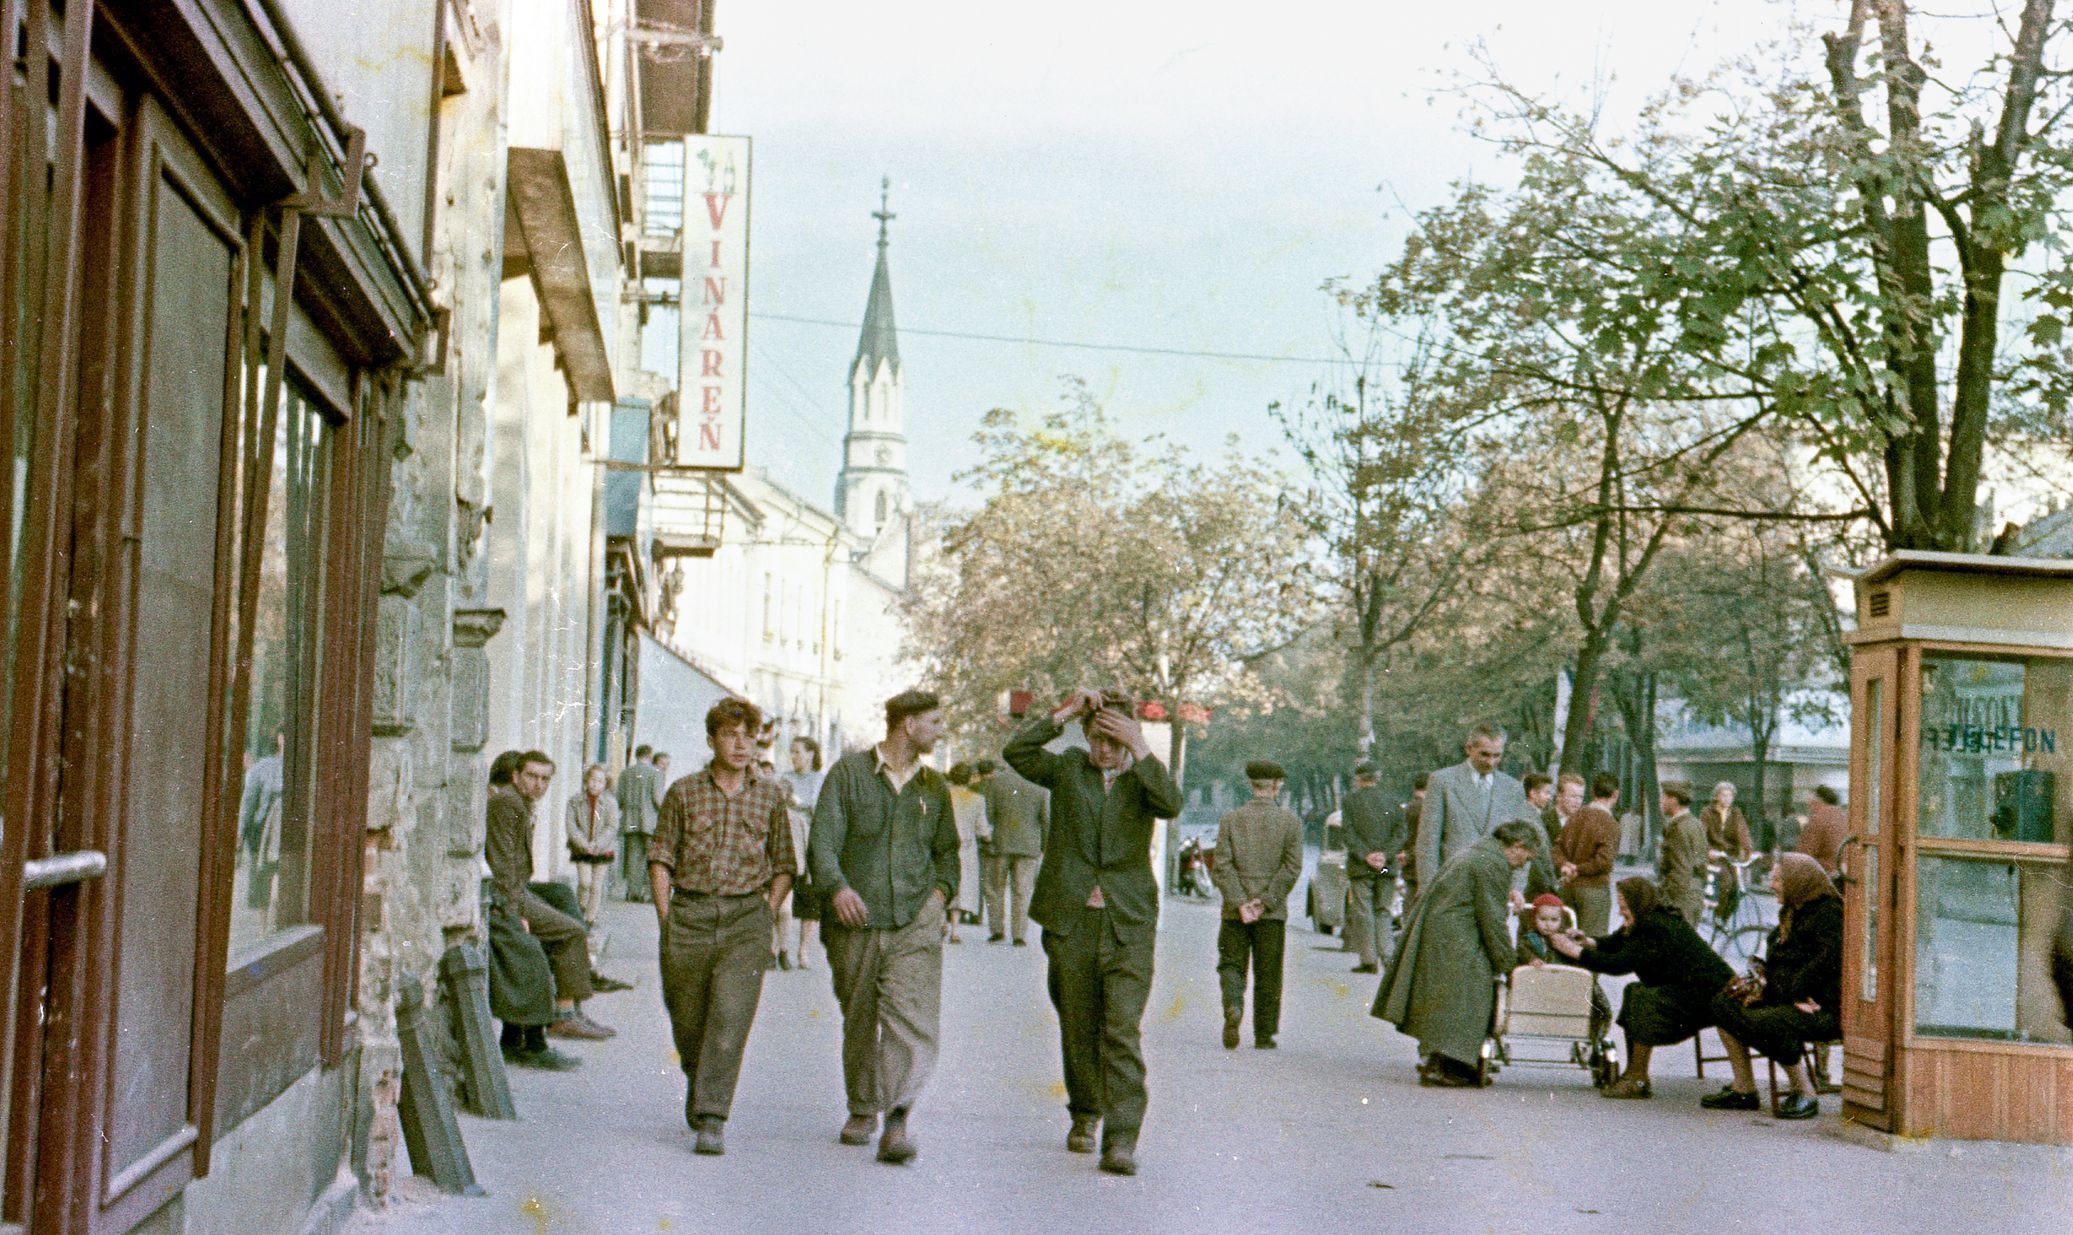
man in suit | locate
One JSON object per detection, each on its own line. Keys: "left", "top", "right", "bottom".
{"left": 1342, "top": 761, "right": 1407, "bottom": 975}
{"left": 1657, "top": 781, "right": 1709, "bottom": 925}
{"left": 979, "top": 756, "right": 1048, "bottom": 946}
{"left": 1414, "top": 723, "right": 1536, "bottom": 890}
{"left": 1004, "top": 688, "right": 1182, "bottom": 1178}
{"left": 617, "top": 745, "right": 662, "bottom": 903}
{"left": 1212, "top": 760, "right": 1304, "bottom": 1050}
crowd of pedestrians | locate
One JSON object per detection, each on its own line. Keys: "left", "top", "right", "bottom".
{"left": 477, "top": 696, "right": 1895, "bottom": 1177}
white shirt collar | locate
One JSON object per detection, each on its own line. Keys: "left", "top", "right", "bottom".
{"left": 874, "top": 744, "right": 920, "bottom": 792}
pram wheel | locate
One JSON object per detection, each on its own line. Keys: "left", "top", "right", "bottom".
{"left": 1589, "top": 1041, "right": 1619, "bottom": 1090}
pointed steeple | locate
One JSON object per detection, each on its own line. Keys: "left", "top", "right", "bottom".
{"left": 836, "top": 176, "right": 910, "bottom": 542}
{"left": 853, "top": 177, "right": 900, "bottom": 375}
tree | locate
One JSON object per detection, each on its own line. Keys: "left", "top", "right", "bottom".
{"left": 906, "top": 381, "right": 1317, "bottom": 771}
{"left": 1274, "top": 323, "right": 1476, "bottom": 756}
{"left": 1463, "top": 1, "right": 2073, "bottom": 550}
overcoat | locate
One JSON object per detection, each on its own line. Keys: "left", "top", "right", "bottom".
{"left": 1370, "top": 835, "right": 1514, "bottom": 1067}
{"left": 1657, "top": 810, "right": 1709, "bottom": 924}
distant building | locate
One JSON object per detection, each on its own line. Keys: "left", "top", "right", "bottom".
{"left": 1653, "top": 690, "right": 1850, "bottom": 828}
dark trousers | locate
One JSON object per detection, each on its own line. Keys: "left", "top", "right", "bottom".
{"left": 1042, "top": 909, "right": 1155, "bottom": 1149}
{"left": 519, "top": 880, "right": 593, "bottom": 1003}
{"left": 622, "top": 832, "right": 651, "bottom": 902}
{"left": 661, "top": 892, "right": 772, "bottom": 1121}
{"left": 1217, "top": 918, "right": 1286, "bottom": 1041}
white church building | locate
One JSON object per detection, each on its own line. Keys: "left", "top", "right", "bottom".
{"left": 636, "top": 185, "right": 918, "bottom": 763}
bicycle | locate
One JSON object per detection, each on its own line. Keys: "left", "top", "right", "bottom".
{"left": 1701, "top": 851, "right": 1770, "bottom": 970}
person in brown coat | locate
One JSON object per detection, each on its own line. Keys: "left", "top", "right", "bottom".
{"left": 1555, "top": 773, "right": 1621, "bottom": 936}
{"left": 1700, "top": 782, "right": 1754, "bottom": 861}
{"left": 1796, "top": 786, "right": 1849, "bottom": 874}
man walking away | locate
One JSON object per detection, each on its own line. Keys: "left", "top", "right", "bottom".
{"left": 1212, "top": 762, "right": 1304, "bottom": 1049}
{"left": 1005, "top": 688, "right": 1182, "bottom": 1177}
{"left": 618, "top": 745, "right": 661, "bottom": 903}
{"left": 1657, "top": 782, "right": 1709, "bottom": 925}
{"left": 486, "top": 751, "right": 613, "bottom": 1043}
{"left": 1797, "top": 786, "right": 1849, "bottom": 874}
{"left": 649, "top": 698, "right": 795, "bottom": 1156}
{"left": 1415, "top": 723, "right": 1534, "bottom": 890}
{"left": 1342, "top": 761, "right": 1407, "bottom": 975}
{"left": 979, "top": 756, "right": 1047, "bottom": 945}
{"left": 810, "top": 690, "right": 960, "bottom": 1165}
{"left": 1556, "top": 774, "right": 1622, "bottom": 937}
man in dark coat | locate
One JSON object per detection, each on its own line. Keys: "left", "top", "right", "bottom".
{"left": 1371, "top": 821, "right": 1540, "bottom": 1087}
{"left": 1342, "top": 761, "right": 1407, "bottom": 976}
{"left": 617, "top": 745, "right": 663, "bottom": 902}
{"left": 1005, "top": 688, "right": 1183, "bottom": 1177}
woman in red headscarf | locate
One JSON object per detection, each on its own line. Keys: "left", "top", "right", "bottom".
{"left": 1701, "top": 852, "right": 1843, "bottom": 1120}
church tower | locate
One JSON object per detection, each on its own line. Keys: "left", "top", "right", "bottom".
{"left": 835, "top": 178, "right": 910, "bottom": 540}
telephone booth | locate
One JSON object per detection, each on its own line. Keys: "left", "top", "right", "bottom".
{"left": 1843, "top": 552, "right": 2073, "bottom": 1144}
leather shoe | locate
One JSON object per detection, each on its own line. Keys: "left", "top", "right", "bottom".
{"left": 1419, "top": 1068, "right": 1479, "bottom": 1088}
{"left": 988, "top": 933, "right": 1006, "bottom": 943}
{"left": 1254, "top": 1036, "right": 1277, "bottom": 1050}
{"left": 694, "top": 1117, "right": 725, "bottom": 1155}
{"left": 501, "top": 1044, "right": 581, "bottom": 1071}
{"left": 1222, "top": 1006, "right": 1242, "bottom": 1050}
{"left": 546, "top": 1015, "right": 610, "bottom": 1042}
{"left": 589, "top": 972, "right": 634, "bottom": 993}
{"left": 1600, "top": 1076, "right": 1653, "bottom": 1100}
{"left": 1012, "top": 939, "right": 1028, "bottom": 947}
{"left": 1351, "top": 963, "right": 1379, "bottom": 974}
{"left": 1775, "top": 1092, "right": 1820, "bottom": 1121}
{"left": 1098, "top": 1142, "right": 1137, "bottom": 1176}
{"left": 1701, "top": 1086, "right": 1760, "bottom": 1111}
{"left": 840, "top": 1114, "right": 878, "bottom": 1145}
{"left": 877, "top": 1110, "right": 917, "bottom": 1164}
{"left": 1066, "top": 1115, "right": 1099, "bottom": 1154}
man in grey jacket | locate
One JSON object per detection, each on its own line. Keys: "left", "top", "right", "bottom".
{"left": 1414, "top": 723, "right": 1536, "bottom": 890}
{"left": 617, "top": 745, "right": 663, "bottom": 903}
{"left": 978, "top": 757, "right": 1048, "bottom": 945}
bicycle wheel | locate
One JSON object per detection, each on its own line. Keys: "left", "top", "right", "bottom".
{"left": 1722, "top": 925, "right": 1769, "bottom": 969}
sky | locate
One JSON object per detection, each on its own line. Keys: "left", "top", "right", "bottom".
{"left": 709, "top": 1, "right": 1784, "bottom": 509}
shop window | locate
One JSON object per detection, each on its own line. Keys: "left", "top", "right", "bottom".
{"left": 228, "top": 386, "right": 333, "bottom": 959}
{"left": 1912, "top": 854, "right": 2072, "bottom": 1045}
{"left": 1916, "top": 654, "right": 2073, "bottom": 844}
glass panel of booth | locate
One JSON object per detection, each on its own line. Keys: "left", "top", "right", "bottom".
{"left": 1916, "top": 653, "right": 2072, "bottom": 846}
{"left": 1860, "top": 675, "right": 1884, "bottom": 1003}
{"left": 1912, "top": 853, "right": 2073, "bottom": 1045}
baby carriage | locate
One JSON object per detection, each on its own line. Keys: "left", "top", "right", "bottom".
{"left": 1481, "top": 908, "right": 1619, "bottom": 1089}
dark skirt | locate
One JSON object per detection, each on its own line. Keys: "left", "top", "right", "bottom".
{"left": 1710, "top": 993, "right": 1839, "bottom": 1066}
{"left": 787, "top": 876, "right": 822, "bottom": 921}
{"left": 1616, "top": 982, "right": 1717, "bottom": 1046}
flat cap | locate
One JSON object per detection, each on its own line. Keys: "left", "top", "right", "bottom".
{"left": 1245, "top": 760, "right": 1287, "bottom": 782}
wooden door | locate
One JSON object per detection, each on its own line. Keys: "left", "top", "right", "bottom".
{"left": 1840, "top": 643, "right": 1902, "bottom": 1131}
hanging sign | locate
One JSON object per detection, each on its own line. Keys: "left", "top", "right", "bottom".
{"left": 676, "top": 134, "right": 751, "bottom": 470}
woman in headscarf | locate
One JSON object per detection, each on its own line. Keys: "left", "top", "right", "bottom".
{"left": 1700, "top": 852, "right": 1843, "bottom": 1119}
{"left": 1549, "top": 875, "right": 1734, "bottom": 1098}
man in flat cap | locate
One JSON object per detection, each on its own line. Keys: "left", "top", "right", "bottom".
{"left": 1005, "top": 688, "right": 1182, "bottom": 1176}
{"left": 1341, "top": 760, "right": 1407, "bottom": 975}
{"left": 809, "top": 689, "right": 960, "bottom": 1165}
{"left": 1211, "top": 760, "right": 1304, "bottom": 1051}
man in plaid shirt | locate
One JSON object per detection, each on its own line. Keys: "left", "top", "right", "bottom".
{"left": 648, "top": 697, "right": 795, "bottom": 1156}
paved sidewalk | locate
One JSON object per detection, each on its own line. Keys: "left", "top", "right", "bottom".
{"left": 350, "top": 896, "right": 2073, "bottom": 1235}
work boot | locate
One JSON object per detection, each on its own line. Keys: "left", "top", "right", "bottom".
{"left": 694, "top": 1117, "right": 726, "bottom": 1156}
{"left": 1098, "top": 1136, "right": 1137, "bottom": 1176}
{"left": 839, "top": 1114, "right": 878, "bottom": 1145}
{"left": 1222, "top": 1006, "right": 1242, "bottom": 1050}
{"left": 1066, "top": 1115, "right": 1099, "bottom": 1154}
{"left": 877, "top": 1107, "right": 918, "bottom": 1164}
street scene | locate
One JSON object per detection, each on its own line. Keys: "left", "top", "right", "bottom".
{"left": 5, "top": 1, "right": 2073, "bottom": 1234}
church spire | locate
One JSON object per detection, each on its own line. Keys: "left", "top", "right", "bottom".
{"left": 854, "top": 176, "right": 900, "bottom": 375}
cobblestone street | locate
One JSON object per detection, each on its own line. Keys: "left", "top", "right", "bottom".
{"left": 352, "top": 894, "right": 2073, "bottom": 1235}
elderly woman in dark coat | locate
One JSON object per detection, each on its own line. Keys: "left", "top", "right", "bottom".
{"left": 1371, "top": 821, "right": 1541, "bottom": 1087}
{"left": 1550, "top": 875, "right": 1733, "bottom": 1099}
{"left": 1701, "top": 853, "right": 1844, "bottom": 1119}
